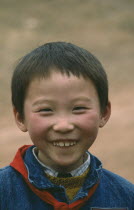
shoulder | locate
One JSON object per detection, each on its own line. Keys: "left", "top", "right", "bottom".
{"left": 101, "top": 168, "right": 134, "bottom": 196}
{"left": 0, "top": 166, "right": 15, "bottom": 199}
{"left": 102, "top": 168, "right": 134, "bottom": 186}
{"left": 0, "top": 165, "right": 20, "bottom": 187}
{"left": 0, "top": 165, "right": 25, "bottom": 205}
{"left": 0, "top": 165, "right": 16, "bottom": 176}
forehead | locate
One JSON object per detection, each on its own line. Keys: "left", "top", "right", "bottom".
{"left": 27, "top": 70, "right": 96, "bottom": 93}
{"left": 25, "top": 71, "right": 100, "bottom": 107}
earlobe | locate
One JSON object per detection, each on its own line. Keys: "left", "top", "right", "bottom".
{"left": 99, "top": 101, "right": 111, "bottom": 128}
{"left": 13, "top": 107, "right": 27, "bottom": 132}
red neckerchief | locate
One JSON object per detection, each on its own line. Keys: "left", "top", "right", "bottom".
{"left": 10, "top": 145, "right": 99, "bottom": 210}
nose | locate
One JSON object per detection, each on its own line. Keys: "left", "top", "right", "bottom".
{"left": 53, "top": 119, "right": 74, "bottom": 133}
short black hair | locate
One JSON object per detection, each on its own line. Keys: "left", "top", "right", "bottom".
{"left": 11, "top": 41, "right": 109, "bottom": 119}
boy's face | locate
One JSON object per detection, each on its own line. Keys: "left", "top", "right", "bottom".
{"left": 14, "top": 70, "right": 110, "bottom": 172}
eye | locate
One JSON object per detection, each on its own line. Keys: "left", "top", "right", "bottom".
{"left": 39, "top": 108, "right": 53, "bottom": 113}
{"left": 73, "top": 106, "right": 88, "bottom": 113}
{"left": 74, "top": 106, "right": 86, "bottom": 110}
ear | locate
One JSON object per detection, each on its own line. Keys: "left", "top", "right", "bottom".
{"left": 13, "top": 107, "right": 27, "bottom": 132}
{"left": 99, "top": 101, "right": 111, "bottom": 128}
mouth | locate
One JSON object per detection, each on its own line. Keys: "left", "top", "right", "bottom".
{"left": 52, "top": 140, "right": 77, "bottom": 147}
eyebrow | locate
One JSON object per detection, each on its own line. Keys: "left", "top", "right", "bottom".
{"left": 71, "top": 97, "right": 92, "bottom": 103}
{"left": 32, "top": 97, "right": 92, "bottom": 107}
{"left": 32, "top": 99, "right": 54, "bottom": 107}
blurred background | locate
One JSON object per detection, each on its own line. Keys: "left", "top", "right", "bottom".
{"left": 0, "top": 0, "right": 134, "bottom": 182}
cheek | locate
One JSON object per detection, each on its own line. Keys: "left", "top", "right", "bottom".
{"left": 78, "top": 112, "right": 100, "bottom": 130}
{"left": 78, "top": 113, "right": 100, "bottom": 149}
{"left": 25, "top": 115, "right": 49, "bottom": 138}
{"left": 76, "top": 112, "right": 100, "bottom": 134}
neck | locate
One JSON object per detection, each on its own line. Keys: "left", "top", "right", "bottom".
{"left": 37, "top": 149, "right": 88, "bottom": 173}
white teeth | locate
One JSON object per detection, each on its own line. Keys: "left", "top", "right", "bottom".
{"left": 65, "top": 142, "right": 70, "bottom": 147}
{"left": 53, "top": 141, "right": 77, "bottom": 147}
{"left": 59, "top": 142, "right": 64, "bottom": 147}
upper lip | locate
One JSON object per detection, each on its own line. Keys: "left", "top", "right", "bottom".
{"left": 52, "top": 139, "right": 78, "bottom": 142}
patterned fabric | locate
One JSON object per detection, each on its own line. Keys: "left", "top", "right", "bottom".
{"left": 46, "top": 167, "right": 90, "bottom": 200}
{"left": 57, "top": 172, "right": 72, "bottom": 177}
{"left": 32, "top": 147, "right": 90, "bottom": 177}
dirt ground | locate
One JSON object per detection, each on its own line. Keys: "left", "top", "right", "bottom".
{"left": 0, "top": 0, "right": 134, "bottom": 183}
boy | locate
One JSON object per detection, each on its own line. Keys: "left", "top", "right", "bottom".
{"left": 0, "top": 42, "right": 134, "bottom": 209}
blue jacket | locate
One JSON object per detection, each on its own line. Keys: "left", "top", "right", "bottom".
{"left": 0, "top": 145, "right": 134, "bottom": 209}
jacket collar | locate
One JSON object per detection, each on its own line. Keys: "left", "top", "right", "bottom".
{"left": 10, "top": 145, "right": 102, "bottom": 190}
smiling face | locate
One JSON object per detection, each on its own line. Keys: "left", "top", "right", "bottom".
{"left": 14, "top": 70, "right": 111, "bottom": 172}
